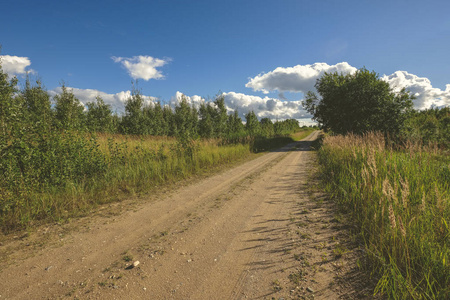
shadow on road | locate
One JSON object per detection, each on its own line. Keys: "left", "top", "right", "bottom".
{"left": 270, "top": 139, "right": 316, "bottom": 153}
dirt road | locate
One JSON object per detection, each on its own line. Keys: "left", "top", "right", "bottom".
{"left": 0, "top": 131, "right": 366, "bottom": 299}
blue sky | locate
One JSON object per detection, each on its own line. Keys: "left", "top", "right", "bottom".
{"left": 1, "top": 0, "right": 449, "bottom": 123}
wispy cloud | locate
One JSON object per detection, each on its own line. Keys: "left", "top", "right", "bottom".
{"left": 0, "top": 55, "right": 35, "bottom": 77}
{"left": 111, "top": 55, "right": 170, "bottom": 80}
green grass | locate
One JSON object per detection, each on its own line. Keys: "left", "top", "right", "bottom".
{"left": 316, "top": 132, "right": 449, "bottom": 299}
{"left": 290, "top": 128, "right": 315, "bottom": 141}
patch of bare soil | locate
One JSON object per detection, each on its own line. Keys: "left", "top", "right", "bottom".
{"left": 0, "top": 132, "right": 374, "bottom": 299}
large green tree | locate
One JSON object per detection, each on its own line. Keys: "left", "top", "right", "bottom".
{"left": 303, "top": 68, "right": 414, "bottom": 135}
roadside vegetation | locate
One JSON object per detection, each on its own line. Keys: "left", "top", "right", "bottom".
{"left": 0, "top": 59, "right": 315, "bottom": 232}
{"left": 318, "top": 133, "right": 449, "bottom": 299}
{"left": 306, "top": 68, "right": 449, "bottom": 299}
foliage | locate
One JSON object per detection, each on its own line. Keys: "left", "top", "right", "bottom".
{"left": 173, "top": 95, "right": 198, "bottom": 138}
{"left": 317, "top": 133, "right": 449, "bottom": 299}
{"left": 86, "top": 96, "right": 117, "bottom": 133}
{"left": 120, "top": 85, "right": 146, "bottom": 135}
{"left": 53, "top": 84, "right": 86, "bottom": 131}
{"left": 403, "top": 106, "right": 450, "bottom": 149}
{"left": 303, "top": 68, "right": 414, "bottom": 136}
{"left": 198, "top": 94, "right": 229, "bottom": 138}
{"left": 245, "top": 111, "right": 260, "bottom": 136}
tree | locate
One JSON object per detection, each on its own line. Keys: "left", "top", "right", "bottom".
{"left": 173, "top": 96, "right": 197, "bottom": 138}
{"left": 303, "top": 68, "right": 414, "bottom": 135}
{"left": 212, "top": 94, "right": 228, "bottom": 137}
{"left": 0, "top": 60, "right": 19, "bottom": 137}
{"left": 53, "top": 84, "right": 85, "bottom": 131}
{"left": 86, "top": 96, "right": 116, "bottom": 133}
{"left": 260, "top": 117, "right": 274, "bottom": 137}
{"left": 226, "top": 110, "right": 244, "bottom": 136}
{"left": 245, "top": 111, "right": 260, "bottom": 136}
{"left": 121, "top": 86, "right": 145, "bottom": 135}
{"left": 21, "top": 78, "right": 52, "bottom": 130}
{"left": 198, "top": 102, "right": 214, "bottom": 138}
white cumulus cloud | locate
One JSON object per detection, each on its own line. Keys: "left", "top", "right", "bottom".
{"left": 112, "top": 55, "right": 170, "bottom": 80}
{"left": 245, "top": 62, "right": 357, "bottom": 94}
{"left": 222, "top": 92, "right": 311, "bottom": 121}
{"left": 49, "top": 87, "right": 158, "bottom": 113}
{"left": 381, "top": 71, "right": 450, "bottom": 109}
{"left": 171, "top": 91, "right": 313, "bottom": 124}
{"left": 246, "top": 62, "right": 449, "bottom": 110}
{"left": 0, "top": 55, "right": 35, "bottom": 77}
{"left": 170, "top": 91, "right": 205, "bottom": 109}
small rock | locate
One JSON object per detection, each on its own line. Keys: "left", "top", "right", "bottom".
{"left": 307, "top": 287, "right": 314, "bottom": 293}
{"left": 45, "top": 266, "right": 53, "bottom": 271}
{"left": 187, "top": 259, "right": 192, "bottom": 263}
{"left": 143, "top": 287, "right": 147, "bottom": 291}
{"left": 125, "top": 260, "right": 140, "bottom": 270}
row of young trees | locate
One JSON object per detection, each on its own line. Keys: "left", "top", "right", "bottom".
{"left": 0, "top": 76, "right": 301, "bottom": 140}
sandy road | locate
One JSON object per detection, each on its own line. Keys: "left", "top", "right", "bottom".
{"left": 0, "top": 131, "right": 364, "bottom": 299}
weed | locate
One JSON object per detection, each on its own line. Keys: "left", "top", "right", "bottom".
{"left": 289, "top": 270, "right": 306, "bottom": 285}
{"left": 272, "top": 279, "right": 282, "bottom": 291}
{"left": 333, "top": 243, "right": 348, "bottom": 259}
{"left": 122, "top": 255, "right": 133, "bottom": 262}
{"left": 296, "top": 222, "right": 307, "bottom": 228}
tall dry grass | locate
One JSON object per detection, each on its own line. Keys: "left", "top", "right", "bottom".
{"left": 317, "top": 132, "right": 449, "bottom": 299}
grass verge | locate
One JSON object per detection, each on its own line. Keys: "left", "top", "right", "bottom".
{"left": 316, "top": 132, "right": 449, "bottom": 299}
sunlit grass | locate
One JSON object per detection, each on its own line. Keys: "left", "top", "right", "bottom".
{"left": 317, "top": 132, "right": 449, "bottom": 299}
{"left": 290, "top": 128, "right": 315, "bottom": 141}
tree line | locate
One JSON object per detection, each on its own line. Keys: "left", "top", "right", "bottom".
{"left": 0, "top": 77, "right": 301, "bottom": 140}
